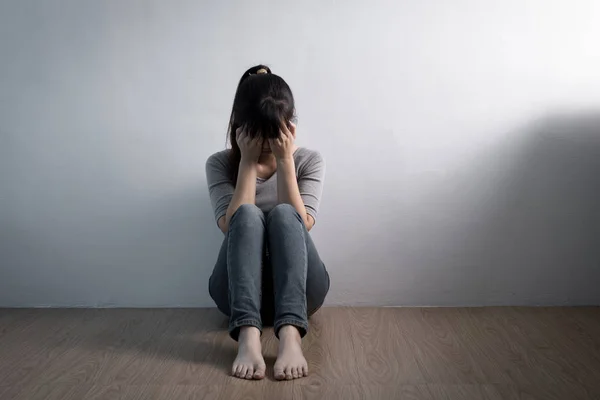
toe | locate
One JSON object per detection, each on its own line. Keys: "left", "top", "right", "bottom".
{"left": 292, "top": 367, "right": 299, "bottom": 379}
{"left": 245, "top": 366, "right": 254, "bottom": 380}
{"left": 254, "top": 365, "right": 266, "bottom": 380}
{"left": 285, "top": 367, "right": 293, "bottom": 380}
{"left": 239, "top": 365, "right": 248, "bottom": 378}
{"left": 302, "top": 365, "right": 308, "bottom": 376}
{"left": 232, "top": 364, "right": 238, "bottom": 376}
{"left": 274, "top": 365, "right": 285, "bottom": 380}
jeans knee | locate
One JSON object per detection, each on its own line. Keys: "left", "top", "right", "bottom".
{"left": 267, "top": 204, "right": 302, "bottom": 226}
{"left": 231, "top": 204, "right": 264, "bottom": 224}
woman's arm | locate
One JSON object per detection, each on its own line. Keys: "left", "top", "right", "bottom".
{"left": 218, "top": 158, "right": 258, "bottom": 233}
{"left": 277, "top": 157, "right": 314, "bottom": 230}
{"left": 216, "top": 127, "right": 263, "bottom": 234}
{"left": 271, "top": 123, "right": 322, "bottom": 231}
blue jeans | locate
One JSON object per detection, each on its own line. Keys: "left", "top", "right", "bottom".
{"left": 209, "top": 204, "right": 330, "bottom": 341}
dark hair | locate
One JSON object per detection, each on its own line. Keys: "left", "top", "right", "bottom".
{"left": 227, "top": 65, "right": 296, "bottom": 181}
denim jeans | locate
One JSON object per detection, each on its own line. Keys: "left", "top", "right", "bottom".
{"left": 208, "top": 203, "right": 330, "bottom": 341}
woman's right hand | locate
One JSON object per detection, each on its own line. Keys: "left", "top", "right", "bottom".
{"left": 236, "top": 126, "right": 263, "bottom": 164}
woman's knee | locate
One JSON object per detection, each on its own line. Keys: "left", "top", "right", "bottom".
{"left": 230, "top": 204, "right": 264, "bottom": 226}
{"left": 267, "top": 204, "right": 303, "bottom": 227}
{"left": 306, "top": 266, "right": 330, "bottom": 316}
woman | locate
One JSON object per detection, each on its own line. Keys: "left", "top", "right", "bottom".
{"left": 205, "top": 65, "right": 330, "bottom": 381}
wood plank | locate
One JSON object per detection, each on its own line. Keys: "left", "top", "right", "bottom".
{"left": 349, "top": 307, "right": 425, "bottom": 385}
{"left": 0, "top": 307, "right": 599, "bottom": 399}
{"left": 360, "top": 384, "right": 435, "bottom": 399}
{"left": 0, "top": 309, "right": 98, "bottom": 386}
{"left": 294, "top": 307, "right": 362, "bottom": 386}
{"left": 83, "top": 384, "right": 220, "bottom": 400}
{"left": 0, "top": 384, "right": 93, "bottom": 400}
{"left": 395, "top": 308, "right": 486, "bottom": 384}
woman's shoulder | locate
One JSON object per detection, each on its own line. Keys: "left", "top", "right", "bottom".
{"left": 206, "top": 149, "right": 232, "bottom": 174}
{"left": 294, "top": 147, "right": 325, "bottom": 175}
{"left": 294, "top": 147, "right": 324, "bottom": 164}
{"left": 206, "top": 149, "right": 231, "bottom": 166}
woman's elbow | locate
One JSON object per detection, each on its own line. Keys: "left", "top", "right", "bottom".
{"left": 305, "top": 215, "right": 315, "bottom": 231}
{"left": 217, "top": 216, "right": 228, "bottom": 234}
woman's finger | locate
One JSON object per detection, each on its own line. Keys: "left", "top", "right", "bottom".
{"left": 248, "top": 135, "right": 260, "bottom": 148}
{"left": 280, "top": 122, "right": 292, "bottom": 139}
{"left": 236, "top": 125, "right": 247, "bottom": 141}
{"left": 288, "top": 122, "right": 296, "bottom": 138}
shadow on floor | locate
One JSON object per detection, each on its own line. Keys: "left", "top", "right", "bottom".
{"left": 74, "top": 308, "right": 304, "bottom": 380}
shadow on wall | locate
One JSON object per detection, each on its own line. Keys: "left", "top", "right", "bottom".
{"left": 3, "top": 113, "right": 598, "bottom": 307}
{"left": 332, "top": 111, "right": 600, "bottom": 306}
{"left": 1, "top": 181, "right": 222, "bottom": 307}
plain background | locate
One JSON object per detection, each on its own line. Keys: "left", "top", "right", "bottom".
{"left": 1, "top": 0, "right": 599, "bottom": 307}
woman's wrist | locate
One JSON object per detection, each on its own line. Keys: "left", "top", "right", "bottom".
{"left": 276, "top": 156, "right": 295, "bottom": 167}
{"left": 240, "top": 157, "right": 258, "bottom": 168}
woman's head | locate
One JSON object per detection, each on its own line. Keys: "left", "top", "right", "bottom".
{"left": 227, "top": 65, "right": 295, "bottom": 175}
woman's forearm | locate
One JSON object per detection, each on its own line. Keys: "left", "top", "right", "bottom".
{"left": 277, "top": 158, "right": 309, "bottom": 226}
{"left": 223, "top": 159, "right": 257, "bottom": 230}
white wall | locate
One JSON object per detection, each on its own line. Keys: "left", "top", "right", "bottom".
{"left": 1, "top": 0, "right": 599, "bottom": 307}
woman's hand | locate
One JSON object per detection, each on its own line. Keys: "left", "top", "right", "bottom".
{"left": 269, "top": 122, "right": 296, "bottom": 161}
{"left": 236, "top": 125, "right": 263, "bottom": 164}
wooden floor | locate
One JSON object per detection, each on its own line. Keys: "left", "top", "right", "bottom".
{"left": 0, "top": 307, "right": 599, "bottom": 399}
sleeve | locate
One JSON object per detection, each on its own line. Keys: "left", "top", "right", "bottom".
{"left": 298, "top": 151, "right": 326, "bottom": 223}
{"left": 205, "top": 153, "right": 235, "bottom": 226}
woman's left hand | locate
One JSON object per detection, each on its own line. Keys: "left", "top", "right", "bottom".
{"left": 269, "top": 122, "right": 296, "bottom": 161}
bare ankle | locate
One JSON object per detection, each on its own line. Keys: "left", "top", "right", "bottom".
{"left": 239, "top": 326, "right": 261, "bottom": 341}
{"left": 278, "top": 325, "right": 301, "bottom": 340}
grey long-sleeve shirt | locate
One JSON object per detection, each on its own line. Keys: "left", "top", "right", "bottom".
{"left": 205, "top": 147, "right": 325, "bottom": 226}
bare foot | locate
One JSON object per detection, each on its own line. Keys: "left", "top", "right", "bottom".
{"left": 274, "top": 325, "right": 308, "bottom": 380}
{"left": 232, "top": 326, "right": 266, "bottom": 380}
